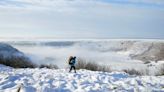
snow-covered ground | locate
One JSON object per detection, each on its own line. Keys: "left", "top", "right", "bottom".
{"left": 0, "top": 64, "right": 164, "bottom": 92}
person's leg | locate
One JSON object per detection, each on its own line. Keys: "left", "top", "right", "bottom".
{"left": 69, "top": 66, "right": 73, "bottom": 72}
{"left": 73, "top": 66, "right": 76, "bottom": 73}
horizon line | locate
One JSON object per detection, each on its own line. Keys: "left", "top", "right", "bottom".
{"left": 0, "top": 37, "right": 164, "bottom": 40}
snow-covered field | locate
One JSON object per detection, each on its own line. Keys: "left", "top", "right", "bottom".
{"left": 0, "top": 64, "right": 164, "bottom": 92}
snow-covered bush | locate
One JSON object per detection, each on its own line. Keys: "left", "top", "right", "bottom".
{"left": 39, "top": 64, "right": 58, "bottom": 69}
{"left": 159, "top": 64, "right": 164, "bottom": 76}
{"left": 0, "top": 55, "right": 36, "bottom": 68}
{"left": 156, "top": 64, "right": 164, "bottom": 76}
{"left": 76, "top": 58, "right": 111, "bottom": 72}
{"left": 144, "top": 61, "right": 151, "bottom": 64}
{"left": 123, "top": 69, "right": 143, "bottom": 76}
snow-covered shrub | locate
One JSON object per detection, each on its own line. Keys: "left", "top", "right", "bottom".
{"left": 39, "top": 64, "right": 58, "bottom": 69}
{"left": 144, "top": 61, "right": 151, "bottom": 64}
{"left": 156, "top": 64, "right": 164, "bottom": 76}
{"left": 160, "top": 64, "right": 164, "bottom": 75}
{"left": 98, "top": 64, "right": 111, "bottom": 72}
{"left": 0, "top": 55, "right": 36, "bottom": 68}
{"left": 123, "top": 69, "right": 143, "bottom": 76}
{"left": 76, "top": 58, "right": 111, "bottom": 72}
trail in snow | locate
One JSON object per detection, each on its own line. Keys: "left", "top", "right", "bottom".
{"left": 0, "top": 65, "right": 164, "bottom": 92}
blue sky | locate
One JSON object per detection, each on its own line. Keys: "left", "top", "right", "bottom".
{"left": 0, "top": 0, "right": 164, "bottom": 39}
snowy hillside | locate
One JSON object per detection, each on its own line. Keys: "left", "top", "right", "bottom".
{"left": 0, "top": 43, "right": 23, "bottom": 58}
{"left": 0, "top": 64, "right": 164, "bottom": 92}
{"left": 0, "top": 43, "right": 35, "bottom": 68}
{"left": 1, "top": 39, "right": 163, "bottom": 70}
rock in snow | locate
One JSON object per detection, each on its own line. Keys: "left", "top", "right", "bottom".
{"left": 0, "top": 65, "right": 164, "bottom": 92}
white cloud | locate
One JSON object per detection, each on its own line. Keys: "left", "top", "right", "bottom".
{"left": 1, "top": 0, "right": 164, "bottom": 8}
{"left": 0, "top": 0, "right": 164, "bottom": 13}
{"left": 103, "top": 0, "right": 164, "bottom": 6}
{"left": 0, "top": 0, "right": 95, "bottom": 11}
{"left": 0, "top": 0, "right": 164, "bottom": 38}
{"left": 122, "top": 0, "right": 164, "bottom": 5}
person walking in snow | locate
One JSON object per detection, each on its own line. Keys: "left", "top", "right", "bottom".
{"left": 68, "top": 56, "right": 77, "bottom": 73}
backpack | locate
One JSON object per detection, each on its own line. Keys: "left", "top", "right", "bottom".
{"left": 68, "top": 56, "right": 73, "bottom": 65}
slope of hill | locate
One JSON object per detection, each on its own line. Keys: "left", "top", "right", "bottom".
{"left": 0, "top": 43, "right": 35, "bottom": 68}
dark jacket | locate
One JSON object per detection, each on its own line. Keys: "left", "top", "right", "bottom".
{"left": 70, "top": 58, "right": 76, "bottom": 66}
